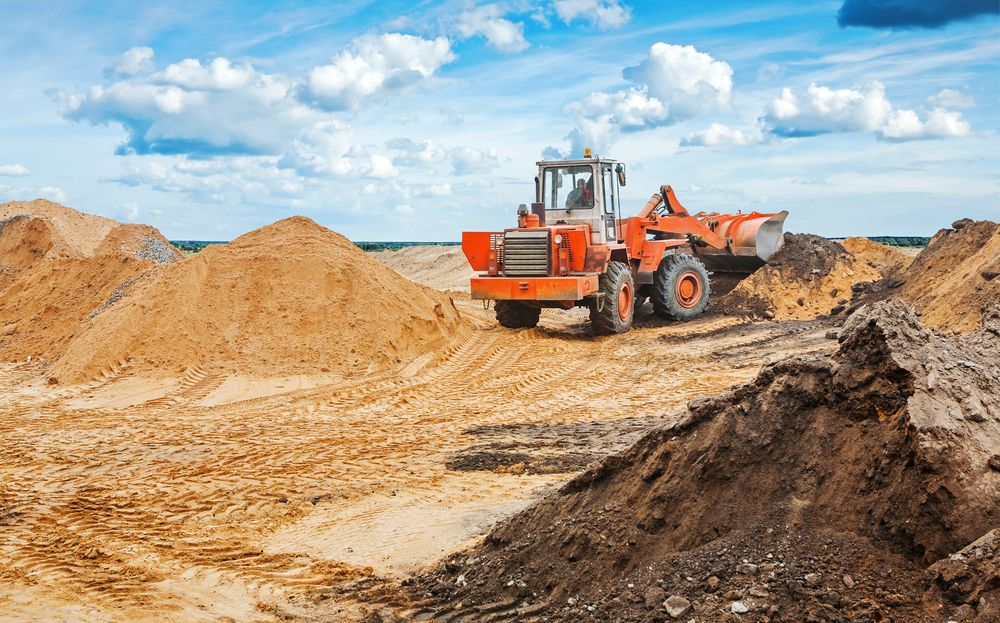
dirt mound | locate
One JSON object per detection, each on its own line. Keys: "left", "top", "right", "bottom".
{"left": 896, "top": 219, "right": 999, "bottom": 334}
{"left": 49, "top": 217, "right": 466, "bottom": 383}
{"left": 0, "top": 199, "right": 117, "bottom": 257}
{"left": 414, "top": 300, "right": 999, "bottom": 622}
{"left": 717, "top": 233, "right": 882, "bottom": 320}
{"left": 842, "top": 236, "right": 913, "bottom": 274}
{"left": 0, "top": 215, "right": 72, "bottom": 276}
{"left": 928, "top": 528, "right": 1000, "bottom": 620}
{"left": 0, "top": 203, "right": 181, "bottom": 364}
{"left": 95, "top": 223, "right": 182, "bottom": 264}
{"left": 371, "top": 245, "right": 473, "bottom": 293}
{"left": 0, "top": 255, "right": 149, "bottom": 363}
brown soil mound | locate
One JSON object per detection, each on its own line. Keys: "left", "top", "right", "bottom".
{"left": 0, "top": 199, "right": 117, "bottom": 257}
{"left": 49, "top": 216, "right": 466, "bottom": 383}
{"left": 842, "top": 237, "right": 914, "bottom": 274}
{"left": 896, "top": 219, "right": 999, "bottom": 334}
{"left": 928, "top": 528, "right": 1000, "bottom": 620}
{"left": 414, "top": 301, "right": 999, "bottom": 622}
{"left": 371, "top": 245, "right": 473, "bottom": 293}
{"left": 717, "top": 233, "right": 882, "bottom": 320}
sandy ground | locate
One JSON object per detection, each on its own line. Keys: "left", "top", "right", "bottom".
{"left": 0, "top": 289, "right": 835, "bottom": 622}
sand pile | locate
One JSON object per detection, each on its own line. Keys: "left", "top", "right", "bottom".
{"left": 0, "top": 254, "right": 149, "bottom": 362}
{"left": 716, "top": 234, "right": 883, "bottom": 320}
{"left": 0, "top": 214, "right": 72, "bottom": 276}
{"left": 0, "top": 201, "right": 181, "bottom": 363}
{"left": 0, "top": 199, "right": 118, "bottom": 257}
{"left": 371, "top": 245, "right": 473, "bottom": 293}
{"left": 49, "top": 217, "right": 465, "bottom": 383}
{"left": 842, "top": 236, "right": 913, "bottom": 274}
{"left": 896, "top": 219, "right": 999, "bottom": 334}
{"left": 415, "top": 300, "right": 999, "bottom": 622}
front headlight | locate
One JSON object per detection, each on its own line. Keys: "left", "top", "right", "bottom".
{"left": 554, "top": 234, "right": 563, "bottom": 245}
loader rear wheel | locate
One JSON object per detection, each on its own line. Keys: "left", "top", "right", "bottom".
{"left": 652, "top": 255, "right": 711, "bottom": 320}
{"left": 495, "top": 301, "right": 540, "bottom": 329}
{"left": 590, "top": 261, "right": 635, "bottom": 335}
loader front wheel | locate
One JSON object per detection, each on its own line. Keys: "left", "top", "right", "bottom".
{"left": 652, "top": 255, "right": 711, "bottom": 320}
{"left": 495, "top": 301, "right": 541, "bottom": 329}
{"left": 590, "top": 261, "right": 635, "bottom": 335}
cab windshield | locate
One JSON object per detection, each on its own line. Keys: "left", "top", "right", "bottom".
{"left": 543, "top": 165, "right": 595, "bottom": 211}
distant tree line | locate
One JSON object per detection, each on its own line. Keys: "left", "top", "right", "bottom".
{"left": 865, "top": 236, "right": 931, "bottom": 248}
{"left": 170, "top": 240, "right": 225, "bottom": 253}
{"left": 354, "top": 241, "right": 461, "bottom": 252}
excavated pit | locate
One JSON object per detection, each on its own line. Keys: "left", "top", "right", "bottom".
{"left": 412, "top": 300, "right": 1000, "bottom": 622}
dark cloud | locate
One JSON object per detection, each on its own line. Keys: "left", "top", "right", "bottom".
{"left": 838, "top": 0, "right": 997, "bottom": 29}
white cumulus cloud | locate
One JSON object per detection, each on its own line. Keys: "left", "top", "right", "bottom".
{"left": 58, "top": 60, "right": 313, "bottom": 156}
{"left": 455, "top": 4, "right": 529, "bottom": 53}
{"left": 761, "top": 81, "right": 971, "bottom": 142}
{"left": 387, "top": 139, "right": 500, "bottom": 176}
{"left": 681, "top": 123, "right": 750, "bottom": 147}
{"left": 623, "top": 43, "right": 733, "bottom": 119}
{"left": 307, "top": 33, "right": 455, "bottom": 110}
{"left": 552, "top": 0, "right": 631, "bottom": 29}
{"left": 928, "top": 88, "right": 974, "bottom": 109}
{"left": 563, "top": 42, "right": 733, "bottom": 154}
{"left": 0, "top": 164, "right": 31, "bottom": 176}
{"left": 156, "top": 57, "right": 255, "bottom": 90}
{"left": 113, "top": 46, "right": 154, "bottom": 76}
{"left": 881, "top": 108, "right": 970, "bottom": 141}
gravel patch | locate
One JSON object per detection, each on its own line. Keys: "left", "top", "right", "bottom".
{"left": 88, "top": 276, "right": 138, "bottom": 320}
{"left": 123, "top": 235, "right": 178, "bottom": 264}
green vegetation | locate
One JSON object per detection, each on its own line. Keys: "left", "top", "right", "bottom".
{"left": 354, "top": 241, "right": 460, "bottom": 252}
{"left": 170, "top": 240, "right": 226, "bottom": 254}
{"left": 866, "top": 236, "right": 930, "bottom": 248}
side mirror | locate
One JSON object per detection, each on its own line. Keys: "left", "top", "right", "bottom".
{"left": 616, "top": 165, "right": 626, "bottom": 187}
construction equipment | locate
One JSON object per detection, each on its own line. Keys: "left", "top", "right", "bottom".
{"left": 462, "top": 151, "right": 788, "bottom": 334}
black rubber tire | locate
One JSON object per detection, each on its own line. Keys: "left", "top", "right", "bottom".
{"left": 495, "top": 300, "right": 541, "bottom": 328}
{"left": 652, "top": 254, "right": 711, "bottom": 320}
{"left": 590, "top": 261, "right": 635, "bottom": 335}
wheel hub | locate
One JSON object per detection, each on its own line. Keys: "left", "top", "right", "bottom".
{"left": 675, "top": 271, "right": 703, "bottom": 308}
{"left": 618, "top": 281, "right": 632, "bottom": 321}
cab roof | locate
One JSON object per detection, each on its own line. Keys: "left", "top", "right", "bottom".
{"left": 535, "top": 157, "right": 620, "bottom": 167}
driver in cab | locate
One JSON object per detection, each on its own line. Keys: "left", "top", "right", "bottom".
{"left": 565, "top": 177, "right": 594, "bottom": 210}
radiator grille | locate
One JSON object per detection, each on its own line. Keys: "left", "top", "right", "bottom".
{"left": 502, "top": 230, "right": 550, "bottom": 276}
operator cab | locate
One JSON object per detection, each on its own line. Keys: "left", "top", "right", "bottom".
{"left": 536, "top": 150, "right": 626, "bottom": 244}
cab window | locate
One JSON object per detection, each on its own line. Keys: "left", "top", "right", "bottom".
{"left": 543, "top": 166, "right": 595, "bottom": 211}
{"left": 602, "top": 165, "right": 616, "bottom": 215}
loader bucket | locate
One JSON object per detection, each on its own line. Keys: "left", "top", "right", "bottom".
{"left": 695, "top": 210, "right": 788, "bottom": 274}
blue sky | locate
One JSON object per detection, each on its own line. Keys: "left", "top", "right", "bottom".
{"left": 0, "top": 0, "right": 997, "bottom": 240}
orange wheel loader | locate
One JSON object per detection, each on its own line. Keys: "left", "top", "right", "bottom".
{"left": 461, "top": 150, "right": 787, "bottom": 334}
